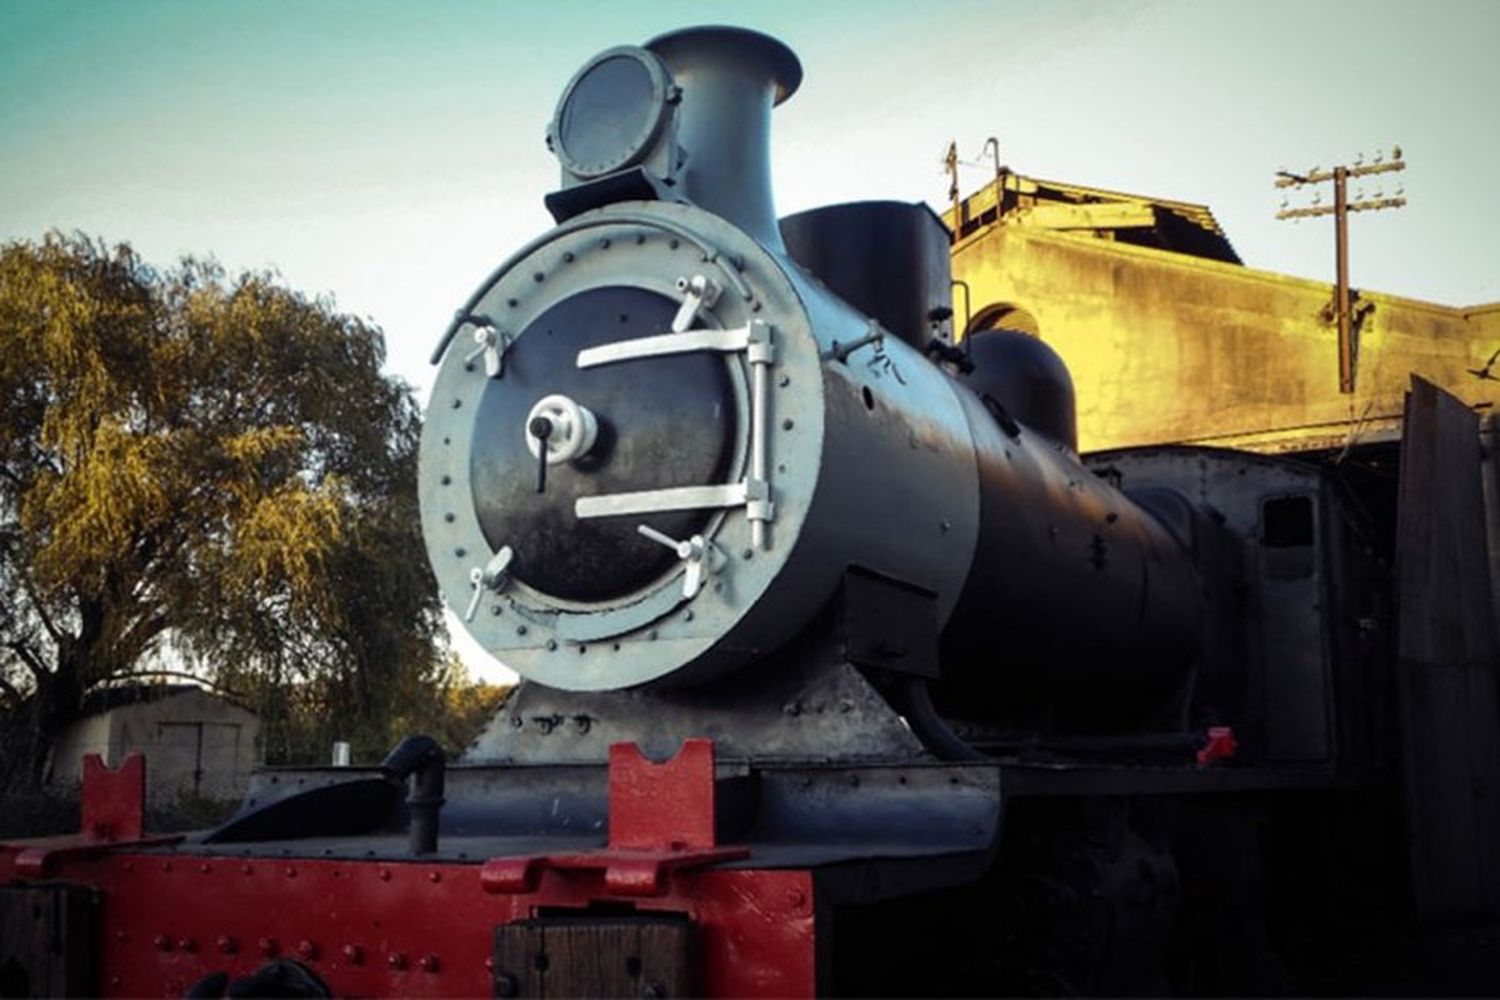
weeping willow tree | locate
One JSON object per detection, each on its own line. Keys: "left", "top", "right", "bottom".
{"left": 0, "top": 233, "right": 446, "bottom": 786}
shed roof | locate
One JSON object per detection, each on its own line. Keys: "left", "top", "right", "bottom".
{"left": 944, "top": 170, "right": 1242, "bottom": 265}
{"left": 79, "top": 683, "right": 252, "bottom": 717}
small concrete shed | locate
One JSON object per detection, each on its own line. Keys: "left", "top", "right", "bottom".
{"left": 47, "top": 684, "right": 260, "bottom": 804}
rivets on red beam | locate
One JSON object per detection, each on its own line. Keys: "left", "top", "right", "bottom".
{"left": 217, "top": 935, "right": 237, "bottom": 955}
{"left": 285, "top": 865, "right": 297, "bottom": 878}
{"left": 388, "top": 951, "right": 408, "bottom": 970}
{"left": 379, "top": 868, "right": 392, "bottom": 881}
{"left": 298, "top": 940, "right": 319, "bottom": 960}
{"left": 177, "top": 937, "right": 197, "bottom": 953}
{"left": 342, "top": 944, "right": 363, "bottom": 965}
{"left": 258, "top": 936, "right": 277, "bottom": 957}
{"left": 420, "top": 954, "right": 440, "bottom": 973}
{"left": 199, "top": 863, "right": 211, "bottom": 874}
{"left": 428, "top": 871, "right": 442, "bottom": 884}
{"left": 153, "top": 934, "right": 172, "bottom": 952}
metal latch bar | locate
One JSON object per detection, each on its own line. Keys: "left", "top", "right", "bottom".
{"left": 573, "top": 297, "right": 776, "bottom": 550}
{"left": 576, "top": 483, "right": 747, "bottom": 520}
{"left": 576, "top": 326, "right": 753, "bottom": 369}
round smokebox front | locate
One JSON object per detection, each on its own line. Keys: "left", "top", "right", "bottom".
{"left": 419, "top": 207, "right": 825, "bottom": 692}
{"left": 467, "top": 286, "right": 736, "bottom": 602}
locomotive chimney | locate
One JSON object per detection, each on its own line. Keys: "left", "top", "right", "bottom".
{"left": 645, "top": 26, "right": 802, "bottom": 252}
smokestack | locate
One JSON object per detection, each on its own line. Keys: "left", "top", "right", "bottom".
{"left": 645, "top": 26, "right": 802, "bottom": 252}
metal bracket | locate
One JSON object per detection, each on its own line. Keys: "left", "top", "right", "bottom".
{"left": 478, "top": 740, "right": 749, "bottom": 897}
{"left": 575, "top": 313, "right": 776, "bottom": 549}
{"left": 671, "top": 274, "right": 722, "bottom": 332}
{"left": 576, "top": 482, "right": 746, "bottom": 519}
{"left": 821, "top": 321, "right": 884, "bottom": 364}
{"left": 637, "top": 525, "right": 724, "bottom": 599}
{"left": 464, "top": 546, "right": 515, "bottom": 622}
{"left": 464, "top": 324, "right": 512, "bottom": 378}
{"left": 0, "top": 754, "right": 180, "bottom": 880}
{"left": 576, "top": 325, "right": 758, "bottom": 369}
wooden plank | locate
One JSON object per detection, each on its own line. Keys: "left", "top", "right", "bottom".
{"left": 1395, "top": 375, "right": 1500, "bottom": 922}
{"left": 493, "top": 915, "right": 693, "bottom": 997}
{"left": 1011, "top": 200, "right": 1156, "bottom": 231}
{"left": 0, "top": 885, "right": 98, "bottom": 996}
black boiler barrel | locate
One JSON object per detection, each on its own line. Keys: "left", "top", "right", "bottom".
{"left": 938, "top": 382, "right": 1203, "bottom": 732}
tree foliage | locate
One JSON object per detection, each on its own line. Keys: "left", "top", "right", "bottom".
{"left": 0, "top": 233, "right": 446, "bottom": 785}
{"left": 255, "top": 655, "right": 511, "bottom": 767}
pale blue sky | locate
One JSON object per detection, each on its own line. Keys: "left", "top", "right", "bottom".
{"left": 4, "top": 0, "right": 1496, "bottom": 680}
{"left": 5, "top": 0, "right": 1497, "bottom": 396}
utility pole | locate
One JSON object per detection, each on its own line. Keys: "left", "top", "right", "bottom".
{"left": 944, "top": 141, "right": 961, "bottom": 240}
{"left": 1275, "top": 148, "right": 1407, "bottom": 393}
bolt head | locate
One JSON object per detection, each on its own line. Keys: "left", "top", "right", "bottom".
{"left": 217, "top": 935, "right": 237, "bottom": 954}
{"left": 298, "top": 939, "right": 318, "bottom": 960}
{"left": 420, "top": 954, "right": 440, "bottom": 972}
{"left": 388, "top": 952, "right": 408, "bottom": 970}
{"left": 258, "top": 936, "right": 277, "bottom": 957}
{"left": 153, "top": 934, "right": 171, "bottom": 951}
{"left": 343, "top": 944, "right": 364, "bottom": 965}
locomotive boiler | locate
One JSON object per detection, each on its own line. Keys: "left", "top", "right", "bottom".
{"left": 1, "top": 24, "right": 1465, "bottom": 999}
{"left": 420, "top": 25, "right": 1201, "bottom": 741}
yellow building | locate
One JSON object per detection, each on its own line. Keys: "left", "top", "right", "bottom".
{"left": 943, "top": 172, "right": 1500, "bottom": 455}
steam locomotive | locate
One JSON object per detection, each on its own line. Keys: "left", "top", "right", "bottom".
{"left": 2, "top": 24, "right": 1486, "bottom": 997}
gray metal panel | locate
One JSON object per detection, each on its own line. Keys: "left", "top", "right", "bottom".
{"left": 1395, "top": 376, "right": 1500, "bottom": 923}
{"left": 1258, "top": 493, "right": 1332, "bottom": 760}
{"left": 1084, "top": 446, "right": 1334, "bottom": 754}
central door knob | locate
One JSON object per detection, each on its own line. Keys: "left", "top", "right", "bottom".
{"left": 525, "top": 394, "right": 600, "bottom": 466}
